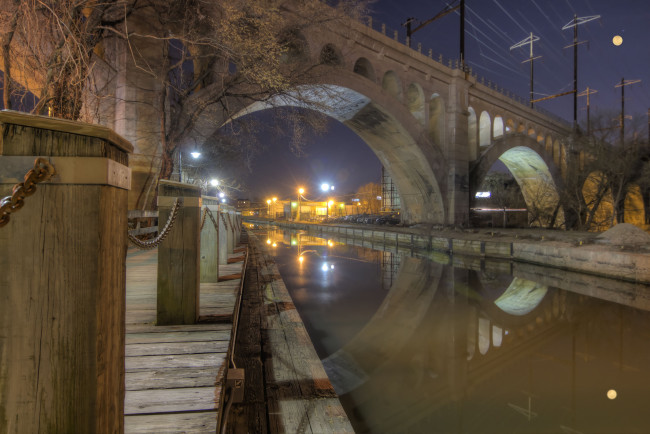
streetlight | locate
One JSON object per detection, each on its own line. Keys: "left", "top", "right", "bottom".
{"left": 210, "top": 179, "right": 219, "bottom": 187}
{"left": 298, "top": 187, "right": 304, "bottom": 221}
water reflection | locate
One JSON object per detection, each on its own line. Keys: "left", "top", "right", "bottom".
{"left": 252, "top": 224, "right": 650, "bottom": 434}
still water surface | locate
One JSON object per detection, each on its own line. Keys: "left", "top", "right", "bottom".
{"left": 256, "top": 225, "right": 650, "bottom": 434}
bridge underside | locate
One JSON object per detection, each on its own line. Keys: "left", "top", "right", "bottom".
{"left": 236, "top": 84, "right": 446, "bottom": 224}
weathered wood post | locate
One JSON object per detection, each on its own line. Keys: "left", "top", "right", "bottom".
{"left": 200, "top": 196, "right": 220, "bottom": 283}
{"left": 218, "top": 207, "right": 229, "bottom": 265}
{"left": 223, "top": 206, "right": 235, "bottom": 254}
{"left": 0, "top": 111, "right": 131, "bottom": 434}
{"left": 157, "top": 180, "right": 201, "bottom": 324}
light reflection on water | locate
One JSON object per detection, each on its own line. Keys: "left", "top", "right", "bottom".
{"left": 252, "top": 224, "right": 650, "bottom": 434}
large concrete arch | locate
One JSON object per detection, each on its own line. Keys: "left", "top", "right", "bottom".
{"left": 228, "top": 68, "right": 448, "bottom": 224}
{"left": 470, "top": 134, "right": 564, "bottom": 226}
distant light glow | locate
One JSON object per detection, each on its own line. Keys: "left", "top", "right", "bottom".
{"left": 321, "top": 183, "right": 330, "bottom": 191}
{"left": 328, "top": 200, "right": 334, "bottom": 206}
{"left": 210, "top": 179, "right": 219, "bottom": 186}
{"left": 352, "top": 198, "right": 359, "bottom": 202}
{"left": 298, "top": 256, "right": 304, "bottom": 263}
{"left": 272, "top": 243, "right": 277, "bottom": 247}
{"left": 272, "top": 197, "right": 277, "bottom": 202}
{"left": 267, "top": 239, "right": 271, "bottom": 244}
{"left": 321, "top": 263, "right": 328, "bottom": 271}
{"left": 190, "top": 152, "right": 201, "bottom": 159}
{"left": 298, "top": 187, "right": 305, "bottom": 194}
{"left": 330, "top": 264, "right": 335, "bottom": 270}
{"left": 607, "top": 389, "right": 617, "bottom": 400}
{"left": 612, "top": 35, "right": 623, "bottom": 46}
{"left": 475, "top": 191, "right": 491, "bottom": 198}
{"left": 330, "top": 185, "right": 335, "bottom": 191}
{"left": 267, "top": 199, "right": 271, "bottom": 204}
{"left": 219, "top": 192, "right": 225, "bottom": 198}
{"left": 376, "top": 196, "right": 382, "bottom": 200}
{"left": 221, "top": 198, "right": 226, "bottom": 203}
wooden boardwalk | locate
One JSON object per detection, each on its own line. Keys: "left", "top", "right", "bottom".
{"left": 124, "top": 246, "right": 245, "bottom": 433}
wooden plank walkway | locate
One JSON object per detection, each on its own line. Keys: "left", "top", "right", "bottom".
{"left": 124, "top": 247, "right": 245, "bottom": 433}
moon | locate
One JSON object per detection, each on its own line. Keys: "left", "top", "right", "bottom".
{"left": 612, "top": 35, "right": 623, "bottom": 46}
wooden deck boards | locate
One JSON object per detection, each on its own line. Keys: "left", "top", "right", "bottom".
{"left": 124, "top": 247, "right": 245, "bottom": 433}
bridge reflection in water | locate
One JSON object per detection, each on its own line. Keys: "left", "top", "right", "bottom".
{"left": 258, "top": 225, "right": 650, "bottom": 434}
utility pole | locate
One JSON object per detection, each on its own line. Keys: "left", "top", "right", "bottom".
{"left": 510, "top": 33, "right": 540, "bottom": 108}
{"left": 578, "top": 87, "right": 597, "bottom": 136}
{"left": 562, "top": 14, "right": 600, "bottom": 132}
{"left": 460, "top": 0, "right": 465, "bottom": 69}
{"left": 402, "top": 1, "right": 461, "bottom": 56}
{"left": 615, "top": 78, "right": 641, "bottom": 145}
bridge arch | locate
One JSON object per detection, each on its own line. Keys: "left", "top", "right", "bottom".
{"left": 468, "top": 107, "right": 478, "bottom": 160}
{"left": 479, "top": 111, "right": 491, "bottom": 146}
{"left": 493, "top": 115, "right": 504, "bottom": 138}
{"left": 381, "top": 70, "right": 402, "bottom": 101}
{"left": 231, "top": 69, "right": 448, "bottom": 224}
{"left": 319, "top": 43, "right": 343, "bottom": 65}
{"left": 624, "top": 183, "right": 645, "bottom": 226}
{"left": 406, "top": 82, "right": 425, "bottom": 125}
{"left": 353, "top": 57, "right": 376, "bottom": 82}
{"left": 428, "top": 93, "right": 444, "bottom": 145}
{"left": 470, "top": 134, "right": 564, "bottom": 227}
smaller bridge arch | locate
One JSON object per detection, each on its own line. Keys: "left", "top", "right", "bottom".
{"left": 493, "top": 115, "right": 504, "bottom": 138}
{"left": 353, "top": 57, "right": 376, "bottom": 82}
{"left": 381, "top": 70, "right": 402, "bottom": 101}
{"left": 479, "top": 111, "right": 491, "bottom": 146}
{"left": 470, "top": 134, "right": 564, "bottom": 228}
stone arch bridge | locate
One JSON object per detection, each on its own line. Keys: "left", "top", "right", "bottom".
{"left": 11, "top": 4, "right": 592, "bottom": 226}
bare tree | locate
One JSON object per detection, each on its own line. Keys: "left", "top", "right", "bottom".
{"left": 0, "top": 0, "right": 369, "bottom": 207}
{"left": 356, "top": 182, "right": 382, "bottom": 214}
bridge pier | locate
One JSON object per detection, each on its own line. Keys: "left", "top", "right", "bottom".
{"left": 444, "top": 74, "right": 472, "bottom": 226}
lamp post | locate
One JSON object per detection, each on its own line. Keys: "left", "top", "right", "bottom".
{"left": 267, "top": 199, "right": 271, "bottom": 217}
{"left": 298, "top": 188, "right": 304, "bottom": 221}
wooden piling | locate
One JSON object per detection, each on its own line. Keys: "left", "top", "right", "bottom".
{"left": 156, "top": 180, "right": 201, "bottom": 325}
{"left": 0, "top": 111, "right": 131, "bottom": 434}
{"left": 200, "top": 196, "right": 220, "bottom": 283}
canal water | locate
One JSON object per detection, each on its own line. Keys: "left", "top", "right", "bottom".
{"left": 254, "top": 224, "right": 650, "bottom": 434}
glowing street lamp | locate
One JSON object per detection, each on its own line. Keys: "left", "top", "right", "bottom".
{"left": 210, "top": 179, "right": 219, "bottom": 187}
{"left": 190, "top": 151, "right": 201, "bottom": 159}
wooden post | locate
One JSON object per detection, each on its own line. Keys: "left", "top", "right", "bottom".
{"left": 0, "top": 111, "right": 131, "bottom": 434}
{"left": 157, "top": 180, "right": 201, "bottom": 325}
{"left": 200, "top": 196, "right": 220, "bottom": 283}
{"left": 218, "top": 208, "right": 229, "bottom": 265}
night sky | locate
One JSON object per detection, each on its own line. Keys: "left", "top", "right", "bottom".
{"left": 241, "top": 0, "right": 649, "bottom": 202}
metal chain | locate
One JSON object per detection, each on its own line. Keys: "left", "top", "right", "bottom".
{"left": 127, "top": 198, "right": 182, "bottom": 249}
{"left": 206, "top": 207, "right": 219, "bottom": 232}
{"left": 200, "top": 206, "right": 208, "bottom": 231}
{"left": 0, "top": 157, "right": 56, "bottom": 228}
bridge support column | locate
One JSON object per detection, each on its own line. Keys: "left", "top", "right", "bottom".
{"left": 445, "top": 73, "right": 472, "bottom": 226}
{"left": 200, "top": 197, "right": 220, "bottom": 283}
{"left": 0, "top": 112, "right": 131, "bottom": 434}
{"left": 157, "top": 180, "right": 201, "bottom": 325}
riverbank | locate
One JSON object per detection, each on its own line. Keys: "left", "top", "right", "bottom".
{"left": 227, "top": 230, "right": 353, "bottom": 433}
{"left": 246, "top": 219, "right": 650, "bottom": 284}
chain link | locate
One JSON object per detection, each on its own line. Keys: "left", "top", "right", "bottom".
{"left": 127, "top": 198, "right": 182, "bottom": 249}
{"left": 200, "top": 206, "right": 208, "bottom": 231}
{"left": 206, "top": 207, "right": 219, "bottom": 233}
{"left": 0, "top": 157, "right": 56, "bottom": 228}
